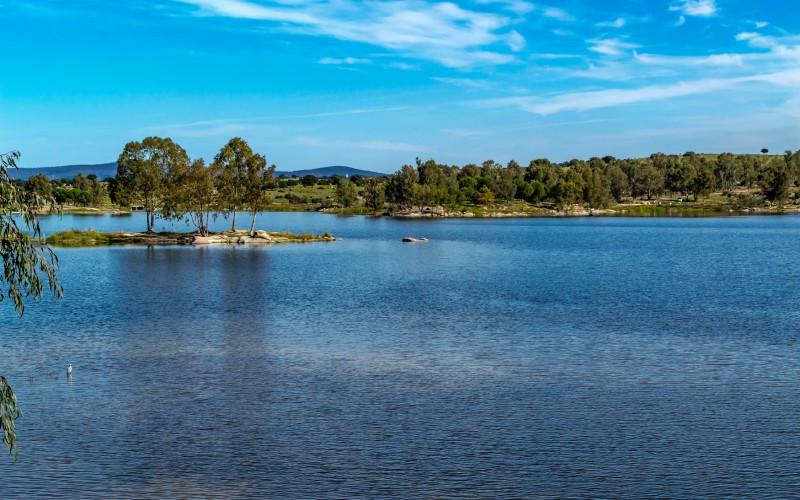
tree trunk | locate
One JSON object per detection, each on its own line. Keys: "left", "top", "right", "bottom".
{"left": 250, "top": 211, "right": 257, "bottom": 237}
{"left": 146, "top": 211, "right": 154, "bottom": 233}
{"left": 231, "top": 207, "right": 237, "bottom": 231}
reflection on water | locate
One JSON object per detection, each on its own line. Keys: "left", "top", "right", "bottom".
{"left": 1, "top": 213, "right": 800, "bottom": 497}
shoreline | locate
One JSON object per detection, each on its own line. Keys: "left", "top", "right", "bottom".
{"left": 41, "top": 202, "right": 800, "bottom": 220}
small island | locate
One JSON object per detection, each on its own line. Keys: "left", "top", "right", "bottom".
{"left": 46, "top": 229, "right": 337, "bottom": 247}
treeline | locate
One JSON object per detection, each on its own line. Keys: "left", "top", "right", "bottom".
{"left": 19, "top": 136, "right": 800, "bottom": 224}
{"left": 21, "top": 172, "right": 108, "bottom": 207}
{"left": 367, "top": 151, "right": 800, "bottom": 211}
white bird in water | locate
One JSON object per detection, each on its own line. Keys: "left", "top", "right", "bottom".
{"left": 67, "top": 364, "right": 72, "bottom": 377}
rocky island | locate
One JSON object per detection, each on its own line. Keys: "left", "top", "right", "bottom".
{"left": 45, "top": 229, "right": 337, "bottom": 247}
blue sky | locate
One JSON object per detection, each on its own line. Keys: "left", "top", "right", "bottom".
{"left": 2, "top": 0, "right": 799, "bottom": 172}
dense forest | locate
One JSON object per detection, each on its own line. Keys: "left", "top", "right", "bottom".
{"left": 17, "top": 136, "right": 800, "bottom": 231}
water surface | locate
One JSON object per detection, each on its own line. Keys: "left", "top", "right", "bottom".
{"left": 2, "top": 213, "right": 799, "bottom": 497}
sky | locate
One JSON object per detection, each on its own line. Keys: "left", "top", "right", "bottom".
{"left": 1, "top": 0, "right": 799, "bottom": 172}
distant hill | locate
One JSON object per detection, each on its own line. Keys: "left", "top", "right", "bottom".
{"left": 10, "top": 163, "right": 386, "bottom": 181}
{"left": 10, "top": 162, "right": 118, "bottom": 181}
{"left": 275, "top": 166, "right": 386, "bottom": 178}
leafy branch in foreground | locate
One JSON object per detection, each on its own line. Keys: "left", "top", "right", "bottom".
{"left": 0, "top": 150, "right": 63, "bottom": 461}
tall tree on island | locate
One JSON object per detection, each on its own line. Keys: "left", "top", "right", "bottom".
{"left": 164, "top": 158, "right": 220, "bottom": 237}
{"left": 215, "top": 137, "right": 254, "bottom": 232}
{"left": 116, "top": 137, "right": 190, "bottom": 233}
{"left": 0, "top": 151, "right": 63, "bottom": 461}
{"left": 242, "top": 153, "right": 276, "bottom": 236}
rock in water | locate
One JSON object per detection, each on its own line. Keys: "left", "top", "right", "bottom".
{"left": 402, "top": 237, "right": 429, "bottom": 243}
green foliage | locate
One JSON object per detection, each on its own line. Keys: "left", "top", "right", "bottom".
{"left": 213, "top": 137, "right": 253, "bottom": 231}
{"left": 46, "top": 230, "right": 116, "bottom": 246}
{"left": 694, "top": 164, "right": 716, "bottom": 200}
{"left": 477, "top": 185, "right": 495, "bottom": 205}
{"left": 385, "top": 165, "right": 419, "bottom": 209}
{"left": 363, "top": 177, "right": 386, "bottom": 211}
{"left": 116, "top": 136, "right": 190, "bottom": 232}
{"left": 760, "top": 157, "right": 792, "bottom": 205}
{"left": 1, "top": 377, "right": 22, "bottom": 461}
{"left": 1, "top": 150, "right": 63, "bottom": 461}
{"left": 335, "top": 179, "right": 358, "bottom": 207}
{"left": 163, "top": 158, "right": 220, "bottom": 236}
{"left": 268, "top": 231, "right": 316, "bottom": 240}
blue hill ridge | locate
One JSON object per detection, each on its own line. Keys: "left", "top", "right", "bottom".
{"left": 9, "top": 163, "right": 387, "bottom": 180}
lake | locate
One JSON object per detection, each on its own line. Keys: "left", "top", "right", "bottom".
{"left": 2, "top": 212, "right": 799, "bottom": 497}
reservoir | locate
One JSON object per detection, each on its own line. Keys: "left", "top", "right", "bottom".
{"left": 2, "top": 213, "right": 799, "bottom": 497}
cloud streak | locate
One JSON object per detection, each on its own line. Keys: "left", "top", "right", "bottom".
{"left": 176, "top": 0, "right": 525, "bottom": 68}
{"left": 669, "top": 0, "right": 718, "bottom": 17}
{"left": 475, "top": 69, "right": 800, "bottom": 114}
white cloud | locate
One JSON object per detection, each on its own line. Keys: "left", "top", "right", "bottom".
{"left": 318, "top": 56, "right": 371, "bottom": 65}
{"left": 475, "top": 69, "right": 800, "bottom": 114}
{"left": 596, "top": 17, "right": 625, "bottom": 28}
{"left": 507, "top": 30, "right": 525, "bottom": 51}
{"left": 176, "top": 0, "right": 523, "bottom": 68}
{"left": 474, "top": 0, "right": 535, "bottom": 15}
{"left": 735, "top": 31, "right": 800, "bottom": 54}
{"left": 755, "top": 21, "right": 768, "bottom": 29}
{"left": 675, "top": 15, "right": 686, "bottom": 26}
{"left": 588, "top": 38, "right": 639, "bottom": 56}
{"left": 542, "top": 6, "right": 575, "bottom": 22}
{"left": 669, "top": 0, "right": 717, "bottom": 17}
{"left": 432, "top": 77, "right": 493, "bottom": 89}
{"left": 634, "top": 51, "right": 746, "bottom": 67}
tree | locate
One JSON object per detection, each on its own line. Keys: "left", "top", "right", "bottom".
{"left": 714, "top": 152, "right": 738, "bottom": 194}
{"left": 301, "top": 174, "right": 317, "bottom": 187}
{"left": 1, "top": 151, "right": 63, "bottom": 461}
{"left": 385, "top": 165, "right": 418, "bottom": 209}
{"left": 165, "top": 159, "right": 219, "bottom": 236}
{"left": 25, "top": 174, "right": 52, "bottom": 199}
{"left": 693, "top": 164, "right": 716, "bottom": 200}
{"left": 665, "top": 158, "right": 695, "bottom": 196}
{"left": 335, "top": 178, "right": 358, "bottom": 208}
{"left": 760, "top": 157, "right": 791, "bottom": 205}
{"left": 632, "top": 162, "right": 664, "bottom": 200}
{"left": 242, "top": 155, "right": 276, "bottom": 236}
{"left": 606, "top": 164, "right": 629, "bottom": 202}
{"left": 477, "top": 185, "right": 495, "bottom": 205}
{"left": 116, "top": 137, "right": 190, "bottom": 232}
{"left": 363, "top": 177, "right": 386, "bottom": 211}
{"left": 586, "top": 169, "right": 612, "bottom": 208}
{"left": 214, "top": 137, "right": 254, "bottom": 231}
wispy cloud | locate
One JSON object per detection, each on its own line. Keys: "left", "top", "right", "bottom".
{"left": 432, "top": 76, "right": 494, "bottom": 89}
{"left": 474, "top": 0, "right": 535, "bottom": 15}
{"left": 297, "top": 136, "right": 426, "bottom": 152}
{"left": 669, "top": 0, "right": 717, "bottom": 17}
{"left": 541, "top": 6, "right": 575, "bottom": 22}
{"left": 474, "top": 69, "right": 800, "bottom": 114}
{"left": 588, "top": 38, "right": 639, "bottom": 56}
{"left": 318, "top": 56, "right": 371, "bottom": 65}
{"left": 634, "top": 51, "right": 747, "bottom": 67}
{"left": 440, "top": 128, "right": 492, "bottom": 138}
{"left": 176, "top": 0, "right": 524, "bottom": 68}
{"left": 596, "top": 17, "right": 625, "bottom": 28}
{"left": 289, "top": 106, "right": 411, "bottom": 120}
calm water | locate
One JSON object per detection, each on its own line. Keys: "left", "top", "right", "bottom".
{"left": 2, "top": 212, "right": 799, "bottom": 497}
